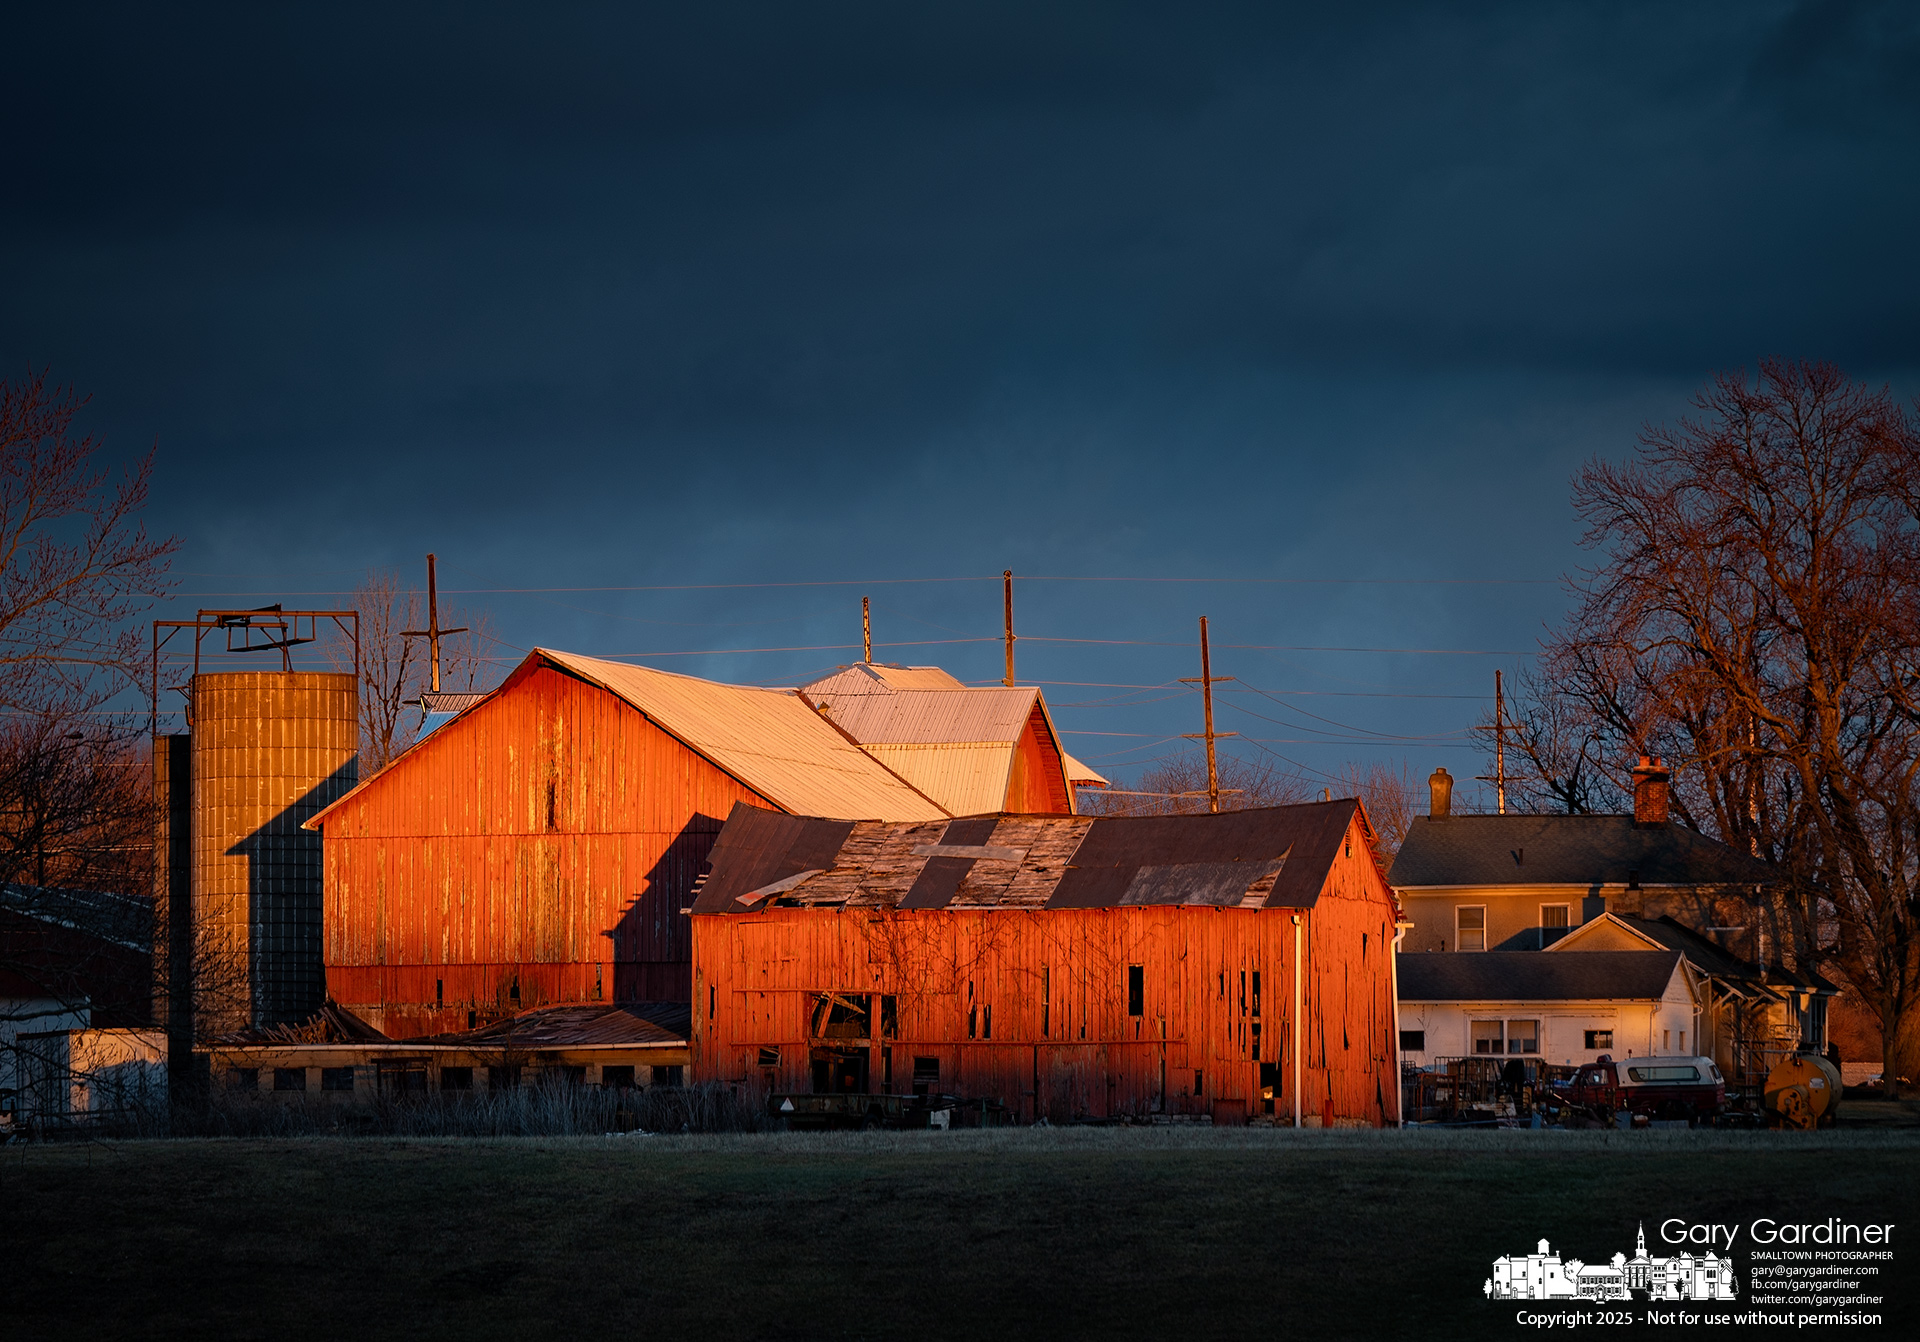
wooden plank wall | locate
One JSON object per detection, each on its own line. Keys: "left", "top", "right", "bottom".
{"left": 1005, "top": 703, "right": 1072, "bottom": 815}
{"left": 693, "top": 811, "right": 1400, "bottom": 1124}
{"left": 322, "top": 662, "right": 773, "bottom": 1037}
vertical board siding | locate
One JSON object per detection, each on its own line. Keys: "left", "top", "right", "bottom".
{"left": 692, "top": 812, "right": 1400, "bottom": 1125}
{"left": 322, "top": 663, "right": 773, "bottom": 1037}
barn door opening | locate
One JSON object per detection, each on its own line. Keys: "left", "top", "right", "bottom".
{"left": 811, "top": 1048, "right": 869, "bottom": 1095}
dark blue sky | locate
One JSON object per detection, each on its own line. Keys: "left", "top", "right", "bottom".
{"left": 6, "top": 2, "right": 1916, "bottom": 797}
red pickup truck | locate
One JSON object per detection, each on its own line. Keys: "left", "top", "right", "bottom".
{"left": 1566, "top": 1055, "right": 1726, "bottom": 1124}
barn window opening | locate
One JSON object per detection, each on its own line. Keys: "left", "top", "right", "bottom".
{"left": 274, "top": 1068, "right": 306, "bottom": 1092}
{"left": 601, "top": 1065, "right": 635, "bottom": 1089}
{"left": 436, "top": 978, "right": 444, "bottom": 1006}
{"left": 1251, "top": 971, "right": 1261, "bottom": 1019}
{"left": 967, "top": 1005, "right": 977, "bottom": 1038}
{"left": 1252, "top": 1020, "right": 1262, "bottom": 1061}
{"left": 510, "top": 976, "right": 521, "bottom": 1004}
{"left": 982, "top": 1004, "right": 992, "bottom": 1040}
{"left": 880, "top": 995, "right": 898, "bottom": 1038}
{"left": 757, "top": 1046, "right": 781, "bottom": 1067}
{"left": 709, "top": 985, "right": 716, "bottom": 1020}
{"left": 1238, "top": 969, "right": 1246, "bottom": 1017}
{"left": 1400, "top": 1030, "right": 1426, "bottom": 1052}
{"left": 882, "top": 1046, "right": 893, "bottom": 1088}
{"left": 321, "top": 1067, "right": 355, "bottom": 1092}
{"left": 545, "top": 778, "right": 557, "bottom": 829}
{"left": 811, "top": 993, "right": 871, "bottom": 1040}
{"left": 912, "top": 1056, "right": 940, "bottom": 1097}
{"left": 1194, "top": 1069, "right": 1204, "bottom": 1096}
{"left": 1127, "top": 965, "right": 1144, "bottom": 1017}
{"left": 1041, "top": 966, "right": 1051, "bottom": 1038}
{"left": 441, "top": 1066, "right": 474, "bottom": 1091}
{"left": 467, "top": 1010, "right": 478, "bottom": 1029}
{"left": 1584, "top": 1030, "right": 1613, "bottom": 1051}
{"left": 594, "top": 964, "right": 603, "bottom": 1002}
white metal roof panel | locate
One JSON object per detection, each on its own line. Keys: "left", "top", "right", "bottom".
{"left": 809, "top": 686, "right": 1039, "bottom": 745}
{"left": 537, "top": 649, "right": 947, "bottom": 822}
{"left": 1061, "top": 751, "right": 1109, "bottom": 787}
{"left": 802, "top": 664, "right": 967, "bottom": 695}
{"left": 859, "top": 741, "right": 1017, "bottom": 816}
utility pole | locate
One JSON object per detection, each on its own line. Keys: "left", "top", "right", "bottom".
{"left": 1476, "top": 668, "right": 1508, "bottom": 814}
{"left": 1180, "top": 615, "right": 1237, "bottom": 813}
{"left": 1003, "top": 569, "right": 1016, "bottom": 687}
{"left": 862, "top": 596, "right": 872, "bottom": 664}
{"left": 402, "top": 553, "right": 468, "bottom": 696}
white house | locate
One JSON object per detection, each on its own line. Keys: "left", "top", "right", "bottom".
{"left": 1396, "top": 949, "right": 1699, "bottom": 1067}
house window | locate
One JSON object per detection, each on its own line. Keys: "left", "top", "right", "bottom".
{"left": 273, "top": 1067, "right": 307, "bottom": 1092}
{"left": 1663, "top": 1029, "right": 1671, "bottom": 1052}
{"left": 321, "top": 1066, "right": 355, "bottom": 1092}
{"left": 1470, "top": 1020, "right": 1504, "bottom": 1055}
{"left": 1127, "top": 965, "right": 1144, "bottom": 1017}
{"left": 1399, "top": 1030, "right": 1426, "bottom": 1052}
{"left": 441, "top": 1066, "right": 474, "bottom": 1091}
{"left": 1584, "top": 1030, "right": 1613, "bottom": 1051}
{"left": 1506, "top": 1020, "right": 1539, "bottom": 1055}
{"left": 1456, "top": 906, "right": 1487, "bottom": 952}
{"left": 1678, "top": 1030, "right": 1685, "bottom": 1054}
{"left": 1540, "top": 904, "right": 1570, "bottom": 946}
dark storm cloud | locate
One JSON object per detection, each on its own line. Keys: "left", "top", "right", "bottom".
{"left": 2, "top": 2, "right": 1915, "bottom": 785}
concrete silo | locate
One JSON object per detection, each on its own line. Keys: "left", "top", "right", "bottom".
{"left": 190, "top": 672, "right": 358, "bottom": 1030}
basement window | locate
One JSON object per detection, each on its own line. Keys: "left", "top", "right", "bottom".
{"left": 1584, "top": 1030, "right": 1613, "bottom": 1051}
{"left": 321, "top": 1066, "right": 355, "bottom": 1092}
{"left": 228, "top": 1068, "right": 259, "bottom": 1091}
{"left": 273, "top": 1067, "right": 307, "bottom": 1092}
{"left": 651, "top": 1065, "right": 684, "bottom": 1088}
{"left": 441, "top": 1067, "right": 474, "bottom": 1091}
{"left": 1127, "top": 965, "right": 1144, "bottom": 1017}
{"left": 601, "top": 1065, "right": 635, "bottom": 1089}
{"left": 1400, "top": 1030, "right": 1426, "bottom": 1052}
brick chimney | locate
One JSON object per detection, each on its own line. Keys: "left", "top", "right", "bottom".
{"left": 1428, "top": 766, "right": 1453, "bottom": 818}
{"left": 1633, "top": 755, "right": 1670, "bottom": 826}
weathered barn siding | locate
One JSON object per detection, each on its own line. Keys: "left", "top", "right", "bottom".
{"left": 1005, "top": 702, "right": 1072, "bottom": 815}
{"left": 323, "top": 662, "right": 774, "bottom": 1037}
{"left": 691, "top": 807, "right": 1400, "bottom": 1125}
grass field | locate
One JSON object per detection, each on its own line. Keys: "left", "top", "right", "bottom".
{"left": 5, "top": 1128, "right": 1914, "bottom": 1341}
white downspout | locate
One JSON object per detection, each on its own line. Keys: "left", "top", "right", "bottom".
{"left": 1292, "top": 913, "right": 1303, "bottom": 1129}
{"left": 1391, "top": 915, "right": 1412, "bottom": 1127}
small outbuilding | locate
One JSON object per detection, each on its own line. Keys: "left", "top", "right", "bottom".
{"left": 689, "top": 798, "right": 1403, "bottom": 1126}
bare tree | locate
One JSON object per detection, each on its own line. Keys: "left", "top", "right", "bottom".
{"left": 1326, "top": 759, "right": 1415, "bottom": 858}
{"left": 1493, "top": 360, "right": 1920, "bottom": 1093}
{"left": 0, "top": 369, "right": 177, "bottom": 721}
{"left": 1082, "top": 752, "right": 1314, "bottom": 816}
{"left": 338, "top": 569, "right": 502, "bottom": 774}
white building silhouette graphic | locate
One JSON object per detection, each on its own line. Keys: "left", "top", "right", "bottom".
{"left": 1486, "top": 1224, "right": 1737, "bottom": 1302}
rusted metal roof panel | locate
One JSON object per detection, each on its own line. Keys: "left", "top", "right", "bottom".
{"left": 695, "top": 800, "right": 1362, "bottom": 914}
{"left": 537, "top": 650, "right": 946, "bottom": 822}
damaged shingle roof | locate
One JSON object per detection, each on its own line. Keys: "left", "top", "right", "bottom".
{"left": 413, "top": 1002, "right": 690, "bottom": 1047}
{"left": 690, "top": 799, "right": 1367, "bottom": 913}
{"left": 1387, "top": 814, "right": 1776, "bottom": 889}
{"left": 1397, "top": 950, "right": 1685, "bottom": 1002}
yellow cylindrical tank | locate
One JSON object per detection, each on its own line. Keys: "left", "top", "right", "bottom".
{"left": 1764, "top": 1052, "right": 1841, "bottom": 1130}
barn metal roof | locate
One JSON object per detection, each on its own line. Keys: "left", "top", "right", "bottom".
{"left": 1396, "top": 950, "right": 1685, "bottom": 1002}
{"left": 801, "top": 663, "right": 968, "bottom": 694}
{"left": 691, "top": 798, "right": 1367, "bottom": 914}
{"left": 1061, "top": 751, "right": 1109, "bottom": 787}
{"left": 308, "top": 650, "right": 949, "bottom": 829}
{"left": 1388, "top": 814, "right": 1776, "bottom": 889}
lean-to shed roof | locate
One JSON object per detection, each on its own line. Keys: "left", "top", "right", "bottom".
{"left": 691, "top": 798, "right": 1371, "bottom": 914}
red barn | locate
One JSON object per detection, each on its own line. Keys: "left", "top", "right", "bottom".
{"left": 305, "top": 649, "right": 945, "bottom": 1038}
{"left": 690, "top": 799, "right": 1404, "bottom": 1126}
